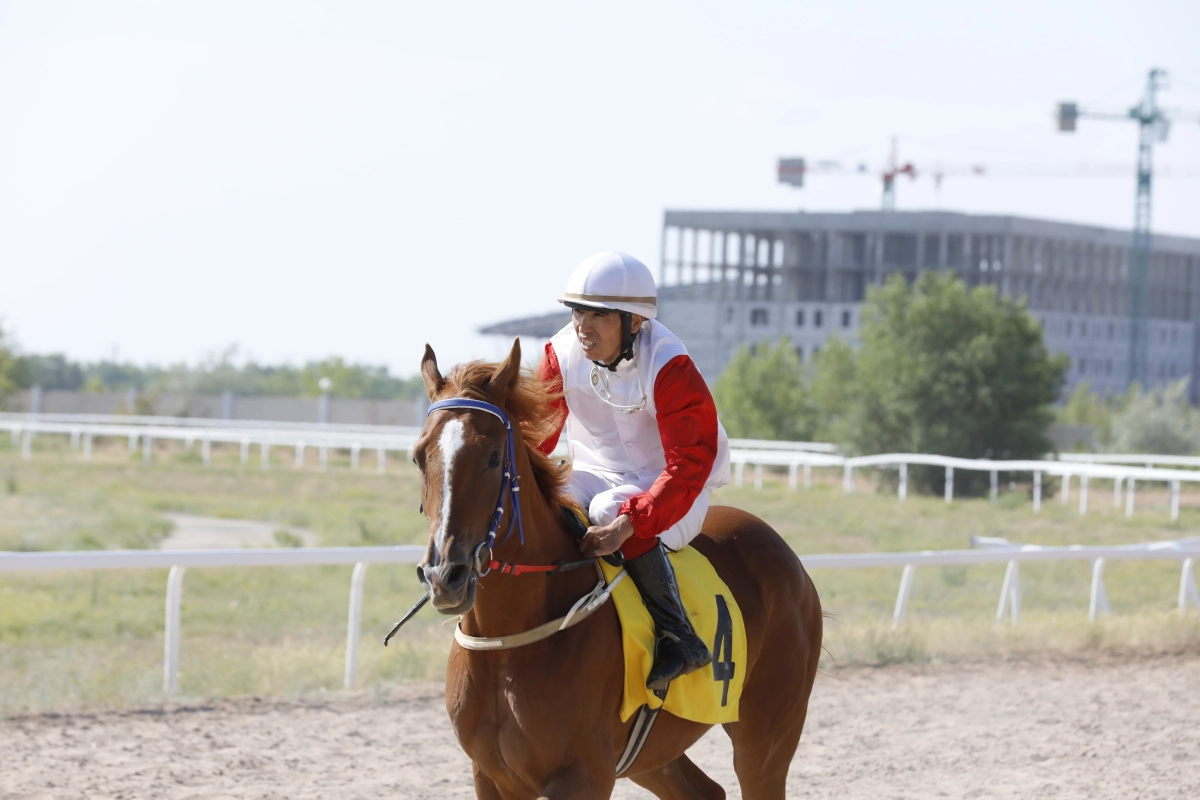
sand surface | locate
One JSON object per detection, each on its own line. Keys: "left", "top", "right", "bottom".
{"left": 2, "top": 654, "right": 1197, "bottom": 799}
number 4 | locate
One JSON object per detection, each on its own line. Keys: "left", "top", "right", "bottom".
{"left": 712, "top": 595, "right": 736, "bottom": 706}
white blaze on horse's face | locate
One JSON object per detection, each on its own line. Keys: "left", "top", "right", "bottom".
{"left": 435, "top": 418, "right": 465, "bottom": 552}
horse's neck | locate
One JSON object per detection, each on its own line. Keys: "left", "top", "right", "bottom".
{"left": 459, "top": 448, "right": 592, "bottom": 639}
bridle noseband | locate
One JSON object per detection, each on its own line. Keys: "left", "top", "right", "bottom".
{"left": 426, "top": 397, "right": 527, "bottom": 576}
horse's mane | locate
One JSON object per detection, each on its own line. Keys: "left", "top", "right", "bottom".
{"left": 442, "top": 360, "right": 568, "bottom": 511}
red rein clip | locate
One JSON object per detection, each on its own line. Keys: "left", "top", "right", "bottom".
{"left": 489, "top": 560, "right": 560, "bottom": 576}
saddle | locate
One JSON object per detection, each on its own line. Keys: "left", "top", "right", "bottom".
{"left": 561, "top": 504, "right": 746, "bottom": 726}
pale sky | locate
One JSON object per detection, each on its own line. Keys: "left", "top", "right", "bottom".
{"left": 2, "top": 0, "right": 1199, "bottom": 376}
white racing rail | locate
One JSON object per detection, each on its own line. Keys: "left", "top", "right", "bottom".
{"left": 6, "top": 414, "right": 1194, "bottom": 520}
{"left": 0, "top": 546, "right": 425, "bottom": 695}
{"left": 729, "top": 449, "right": 1200, "bottom": 521}
{"left": 1, "top": 539, "right": 1197, "bottom": 696}
{"left": 0, "top": 416, "right": 834, "bottom": 474}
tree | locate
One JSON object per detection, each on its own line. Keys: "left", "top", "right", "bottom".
{"left": 712, "top": 339, "right": 815, "bottom": 441}
{"left": 1057, "top": 381, "right": 1113, "bottom": 448}
{"left": 807, "top": 337, "right": 857, "bottom": 444}
{"left": 1109, "top": 379, "right": 1199, "bottom": 455}
{"left": 819, "top": 272, "right": 1067, "bottom": 495}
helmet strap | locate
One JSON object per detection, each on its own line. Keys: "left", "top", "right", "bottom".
{"left": 594, "top": 312, "right": 636, "bottom": 371}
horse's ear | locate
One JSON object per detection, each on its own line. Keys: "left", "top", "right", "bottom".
{"left": 421, "top": 344, "right": 446, "bottom": 401}
{"left": 489, "top": 338, "right": 522, "bottom": 397}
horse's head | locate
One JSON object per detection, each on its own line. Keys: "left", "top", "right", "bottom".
{"left": 414, "top": 339, "right": 524, "bottom": 614}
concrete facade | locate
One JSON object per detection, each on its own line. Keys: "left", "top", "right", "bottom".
{"left": 659, "top": 210, "right": 1200, "bottom": 401}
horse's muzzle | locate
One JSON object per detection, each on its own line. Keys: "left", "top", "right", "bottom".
{"left": 417, "top": 558, "right": 477, "bottom": 613}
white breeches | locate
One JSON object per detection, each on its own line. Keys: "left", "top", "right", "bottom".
{"left": 567, "top": 468, "right": 710, "bottom": 552}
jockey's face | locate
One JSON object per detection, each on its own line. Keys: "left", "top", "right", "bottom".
{"left": 571, "top": 308, "right": 644, "bottom": 364}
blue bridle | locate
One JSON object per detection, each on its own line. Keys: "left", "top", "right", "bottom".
{"left": 426, "top": 398, "right": 527, "bottom": 569}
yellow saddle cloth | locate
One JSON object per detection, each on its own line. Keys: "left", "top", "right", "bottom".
{"left": 600, "top": 546, "right": 747, "bottom": 725}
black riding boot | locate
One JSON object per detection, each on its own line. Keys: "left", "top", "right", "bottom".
{"left": 624, "top": 541, "right": 712, "bottom": 692}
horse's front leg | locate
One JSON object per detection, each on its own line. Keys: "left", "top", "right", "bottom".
{"left": 538, "top": 763, "right": 615, "bottom": 800}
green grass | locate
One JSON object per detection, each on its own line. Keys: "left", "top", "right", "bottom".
{"left": 1, "top": 437, "right": 1198, "bottom": 715}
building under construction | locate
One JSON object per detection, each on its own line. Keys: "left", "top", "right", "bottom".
{"left": 482, "top": 209, "right": 1200, "bottom": 402}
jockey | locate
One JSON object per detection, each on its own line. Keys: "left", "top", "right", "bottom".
{"left": 537, "top": 251, "right": 731, "bottom": 692}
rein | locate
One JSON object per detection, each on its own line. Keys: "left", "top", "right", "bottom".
{"left": 383, "top": 395, "right": 622, "bottom": 649}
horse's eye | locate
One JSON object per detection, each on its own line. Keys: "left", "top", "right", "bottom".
{"left": 487, "top": 450, "right": 501, "bottom": 469}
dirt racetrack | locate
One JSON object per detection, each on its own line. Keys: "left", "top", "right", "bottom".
{"left": 2, "top": 653, "right": 1197, "bottom": 799}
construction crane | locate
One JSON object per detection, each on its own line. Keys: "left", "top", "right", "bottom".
{"left": 1057, "top": 68, "right": 1200, "bottom": 387}
{"left": 777, "top": 136, "right": 1198, "bottom": 210}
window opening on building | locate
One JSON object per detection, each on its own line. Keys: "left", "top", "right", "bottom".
{"left": 796, "top": 309, "right": 805, "bottom": 327}
{"left": 750, "top": 308, "right": 769, "bottom": 326}
{"left": 814, "top": 310, "right": 824, "bottom": 328}
{"left": 725, "top": 306, "right": 734, "bottom": 323}
{"left": 842, "top": 310, "right": 852, "bottom": 328}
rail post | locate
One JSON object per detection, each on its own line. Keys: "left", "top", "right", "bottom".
{"left": 344, "top": 562, "right": 369, "bottom": 689}
{"left": 944, "top": 467, "right": 954, "bottom": 504}
{"left": 843, "top": 464, "right": 854, "bottom": 494}
{"left": 1126, "top": 478, "right": 1136, "bottom": 517}
{"left": 899, "top": 463, "right": 908, "bottom": 501}
{"left": 1114, "top": 476, "right": 1123, "bottom": 508}
{"left": 143, "top": 435, "right": 153, "bottom": 464}
{"left": 803, "top": 462, "right": 812, "bottom": 489}
{"left": 1033, "top": 471, "right": 1042, "bottom": 512}
{"left": 376, "top": 448, "right": 386, "bottom": 474}
{"left": 200, "top": 438, "right": 211, "bottom": 466}
{"left": 788, "top": 463, "right": 797, "bottom": 491}
{"left": 70, "top": 428, "right": 81, "bottom": 450}
{"left": 295, "top": 441, "right": 305, "bottom": 468}
{"left": 892, "top": 564, "right": 915, "bottom": 629}
{"left": 1180, "top": 558, "right": 1198, "bottom": 613}
{"left": 240, "top": 438, "right": 250, "bottom": 465}
{"left": 1170, "top": 480, "right": 1180, "bottom": 522}
{"left": 1061, "top": 473, "right": 1071, "bottom": 505}
{"left": 1079, "top": 475, "right": 1089, "bottom": 515}
{"left": 990, "top": 470, "right": 998, "bottom": 503}
{"left": 996, "top": 560, "right": 1021, "bottom": 624}
{"left": 164, "top": 566, "right": 187, "bottom": 694}
{"left": 1089, "top": 558, "right": 1110, "bottom": 622}
{"left": 351, "top": 444, "right": 361, "bottom": 471}
{"left": 754, "top": 464, "right": 763, "bottom": 491}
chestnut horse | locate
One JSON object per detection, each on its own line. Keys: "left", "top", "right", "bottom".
{"left": 412, "top": 339, "right": 822, "bottom": 799}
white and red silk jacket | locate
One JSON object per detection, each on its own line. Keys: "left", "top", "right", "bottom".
{"left": 537, "top": 320, "right": 731, "bottom": 555}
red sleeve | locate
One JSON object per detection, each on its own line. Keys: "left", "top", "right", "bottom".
{"left": 536, "top": 341, "right": 567, "bottom": 455}
{"left": 619, "top": 355, "right": 718, "bottom": 540}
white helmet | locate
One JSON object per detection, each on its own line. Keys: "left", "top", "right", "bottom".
{"left": 557, "top": 251, "right": 658, "bottom": 320}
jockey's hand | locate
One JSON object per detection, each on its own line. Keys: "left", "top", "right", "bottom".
{"left": 579, "top": 514, "right": 634, "bottom": 558}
